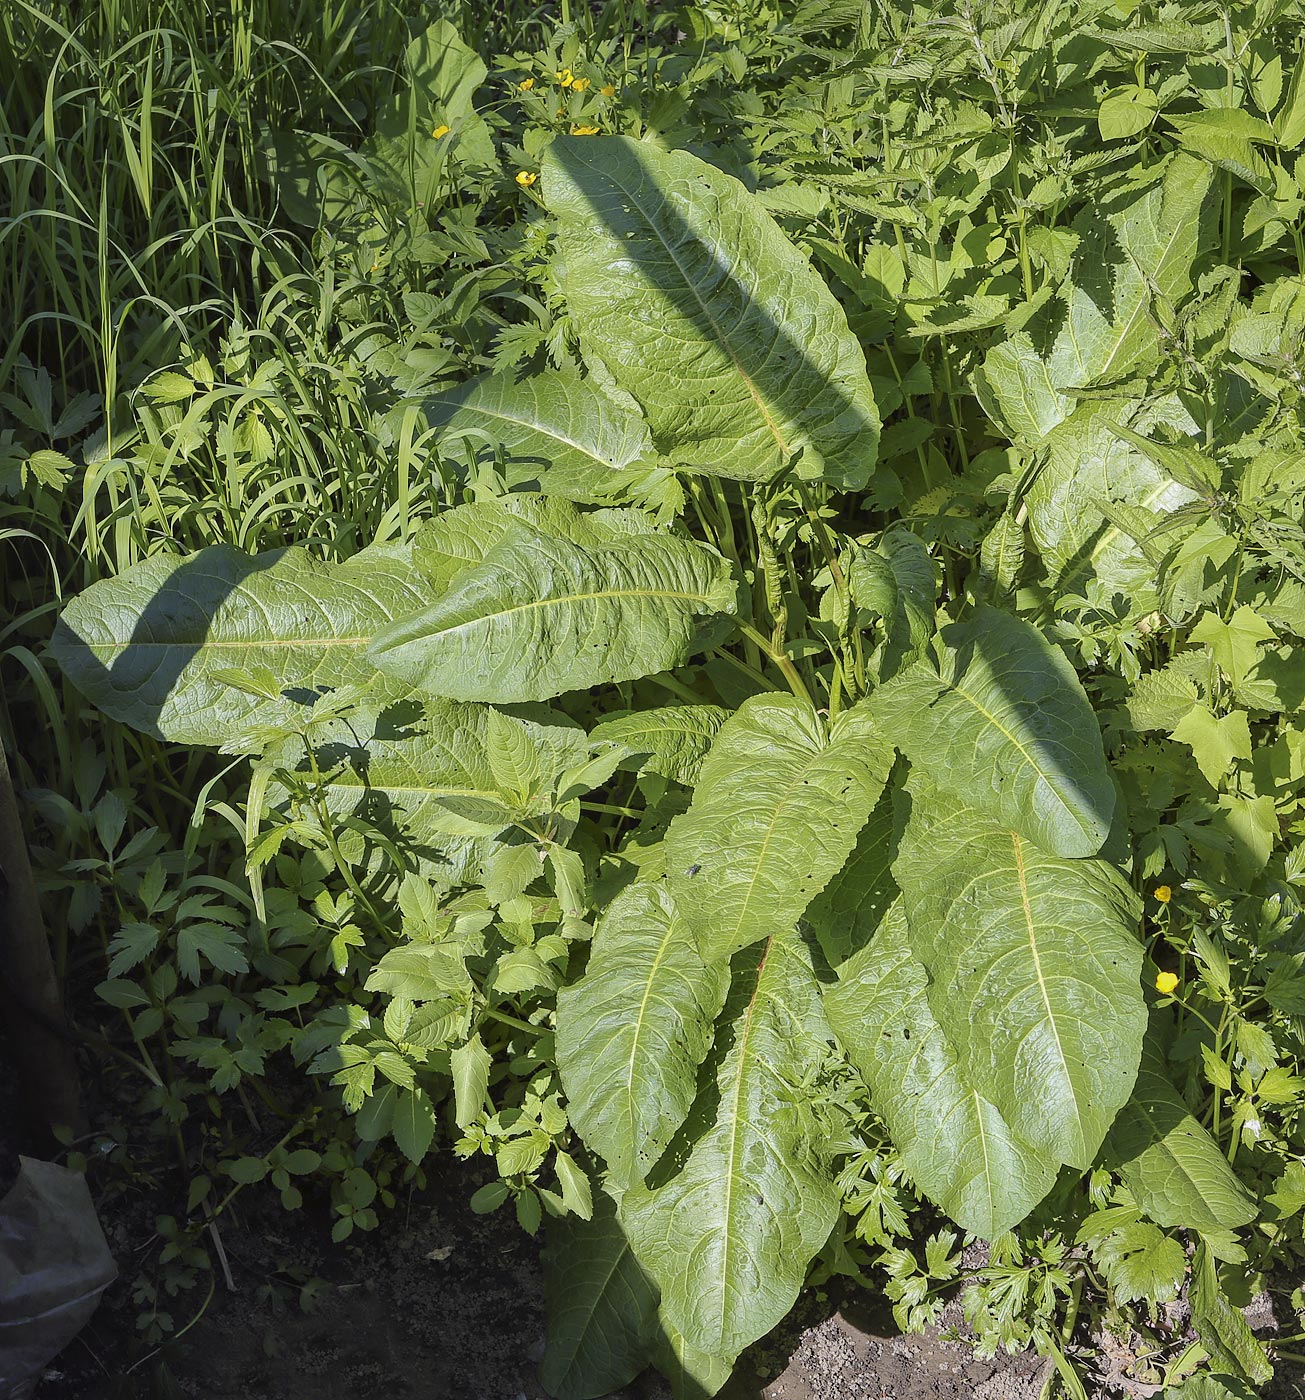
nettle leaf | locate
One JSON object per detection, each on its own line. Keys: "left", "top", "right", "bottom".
{"left": 894, "top": 775, "right": 1145, "bottom": 1171}
{"left": 541, "top": 1191, "right": 659, "bottom": 1400}
{"left": 544, "top": 136, "right": 884, "bottom": 494}
{"left": 556, "top": 882, "right": 729, "bottom": 1191}
{"left": 976, "top": 155, "right": 1214, "bottom": 439}
{"left": 620, "top": 931, "right": 839, "bottom": 1358}
{"left": 826, "top": 902, "right": 1058, "bottom": 1239}
{"left": 871, "top": 606, "right": 1115, "bottom": 858}
{"left": 369, "top": 521, "right": 736, "bottom": 703}
{"left": 590, "top": 705, "right": 729, "bottom": 787}
{"left": 265, "top": 690, "right": 589, "bottom": 884}
{"left": 665, "top": 693, "right": 894, "bottom": 962}
{"left": 50, "top": 543, "right": 427, "bottom": 748}
{"left": 403, "top": 369, "right": 654, "bottom": 501}
{"left": 1104, "top": 1032, "right": 1255, "bottom": 1235}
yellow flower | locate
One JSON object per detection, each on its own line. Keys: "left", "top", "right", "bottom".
{"left": 571, "top": 124, "right": 600, "bottom": 136}
{"left": 600, "top": 83, "right": 616, "bottom": 97}
{"left": 556, "top": 68, "right": 573, "bottom": 87}
{"left": 519, "top": 77, "right": 534, "bottom": 90}
{"left": 1155, "top": 971, "right": 1179, "bottom": 996}
{"left": 1154, "top": 885, "right": 1172, "bottom": 904}
{"left": 571, "top": 77, "right": 591, "bottom": 92}
{"left": 430, "top": 124, "right": 450, "bottom": 139}
{"left": 515, "top": 170, "right": 538, "bottom": 187}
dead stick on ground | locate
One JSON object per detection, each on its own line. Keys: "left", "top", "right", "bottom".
{"left": 0, "top": 740, "right": 83, "bottom": 1139}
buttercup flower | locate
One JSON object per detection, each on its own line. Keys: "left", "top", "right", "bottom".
{"left": 571, "top": 77, "right": 591, "bottom": 93}
{"left": 600, "top": 83, "right": 616, "bottom": 97}
{"left": 519, "top": 77, "right": 534, "bottom": 90}
{"left": 1155, "top": 971, "right": 1179, "bottom": 995}
{"left": 556, "top": 68, "right": 573, "bottom": 87}
{"left": 571, "top": 125, "right": 600, "bottom": 136}
{"left": 1155, "top": 885, "right": 1172, "bottom": 904}
{"left": 430, "top": 124, "right": 450, "bottom": 139}
{"left": 515, "top": 170, "right": 538, "bottom": 187}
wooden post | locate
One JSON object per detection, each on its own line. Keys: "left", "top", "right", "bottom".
{"left": 0, "top": 741, "right": 83, "bottom": 1141}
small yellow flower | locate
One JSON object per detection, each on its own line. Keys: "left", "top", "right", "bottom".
{"left": 519, "top": 77, "right": 534, "bottom": 91}
{"left": 430, "top": 123, "right": 450, "bottom": 139}
{"left": 600, "top": 83, "right": 616, "bottom": 97}
{"left": 571, "top": 77, "right": 591, "bottom": 93}
{"left": 1154, "top": 885, "right": 1172, "bottom": 904}
{"left": 1155, "top": 971, "right": 1179, "bottom": 996}
{"left": 556, "top": 67, "right": 573, "bottom": 87}
{"left": 571, "top": 124, "right": 600, "bottom": 136}
{"left": 515, "top": 170, "right": 538, "bottom": 187}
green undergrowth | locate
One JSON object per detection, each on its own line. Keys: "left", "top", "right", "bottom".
{"left": 5, "top": 2, "right": 1305, "bottom": 1398}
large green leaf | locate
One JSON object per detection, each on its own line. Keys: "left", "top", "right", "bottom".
{"left": 1104, "top": 1031, "right": 1256, "bottom": 1234}
{"left": 541, "top": 1190, "right": 658, "bottom": 1400}
{"left": 544, "top": 136, "right": 884, "bottom": 492}
{"left": 665, "top": 694, "right": 894, "bottom": 962}
{"left": 620, "top": 931, "right": 839, "bottom": 1358}
{"left": 803, "top": 784, "right": 898, "bottom": 971}
{"left": 590, "top": 705, "right": 729, "bottom": 787}
{"left": 50, "top": 543, "right": 426, "bottom": 748}
{"left": 556, "top": 882, "right": 729, "bottom": 1190}
{"left": 368, "top": 521, "right": 736, "bottom": 703}
{"left": 650, "top": 1315, "right": 734, "bottom": 1400}
{"left": 871, "top": 606, "right": 1115, "bottom": 858}
{"left": 894, "top": 775, "right": 1145, "bottom": 1171}
{"left": 403, "top": 369, "right": 653, "bottom": 500}
{"left": 826, "top": 902, "right": 1059, "bottom": 1239}
{"left": 413, "top": 496, "right": 659, "bottom": 592}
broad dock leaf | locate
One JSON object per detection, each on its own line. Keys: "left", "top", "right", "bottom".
{"left": 50, "top": 543, "right": 426, "bottom": 747}
{"left": 404, "top": 368, "right": 653, "bottom": 499}
{"left": 620, "top": 932, "right": 839, "bottom": 1358}
{"left": 557, "top": 882, "right": 729, "bottom": 1190}
{"left": 665, "top": 694, "right": 894, "bottom": 962}
{"left": 368, "top": 522, "right": 736, "bottom": 703}
{"left": 826, "top": 902, "right": 1059, "bottom": 1239}
{"left": 541, "top": 1191, "right": 658, "bottom": 1400}
{"left": 894, "top": 776, "right": 1145, "bottom": 1171}
{"left": 544, "top": 136, "right": 882, "bottom": 491}
{"left": 871, "top": 606, "right": 1115, "bottom": 858}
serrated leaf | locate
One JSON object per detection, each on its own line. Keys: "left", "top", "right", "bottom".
{"left": 544, "top": 136, "right": 884, "bottom": 493}
{"left": 1104, "top": 1032, "right": 1256, "bottom": 1235}
{"left": 369, "top": 521, "right": 736, "bottom": 703}
{"left": 1171, "top": 705, "right": 1252, "bottom": 788}
{"left": 392, "top": 1087, "right": 436, "bottom": 1163}
{"left": 665, "top": 694, "right": 894, "bottom": 961}
{"left": 541, "top": 1191, "right": 658, "bottom": 1400}
{"left": 50, "top": 543, "right": 427, "bottom": 747}
{"left": 405, "top": 368, "right": 653, "bottom": 500}
{"left": 450, "top": 1034, "right": 490, "bottom": 1129}
{"left": 871, "top": 606, "right": 1115, "bottom": 858}
{"left": 894, "top": 775, "right": 1145, "bottom": 1171}
{"left": 590, "top": 706, "right": 729, "bottom": 786}
{"left": 826, "top": 902, "right": 1058, "bottom": 1239}
{"left": 620, "top": 931, "right": 839, "bottom": 1358}
{"left": 557, "top": 882, "right": 729, "bottom": 1190}
{"left": 1088, "top": 1219, "right": 1186, "bottom": 1304}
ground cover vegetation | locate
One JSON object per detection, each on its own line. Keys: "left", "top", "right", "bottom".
{"left": 4, "top": 0, "right": 1305, "bottom": 1395}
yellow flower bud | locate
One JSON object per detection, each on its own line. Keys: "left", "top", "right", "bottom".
{"left": 556, "top": 68, "right": 573, "bottom": 87}
{"left": 515, "top": 170, "right": 538, "bottom": 187}
{"left": 600, "top": 84, "right": 617, "bottom": 97}
{"left": 571, "top": 77, "right": 591, "bottom": 92}
{"left": 430, "top": 124, "right": 450, "bottom": 139}
{"left": 1154, "top": 885, "right": 1172, "bottom": 904}
{"left": 519, "top": 77, "right": 534, "bottom": 91}
{"left": 571, "top": 125, "right": 600, "bottom": 136}
{"left": 1155, "top": 971, "right": 1179, "bottom": 995}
